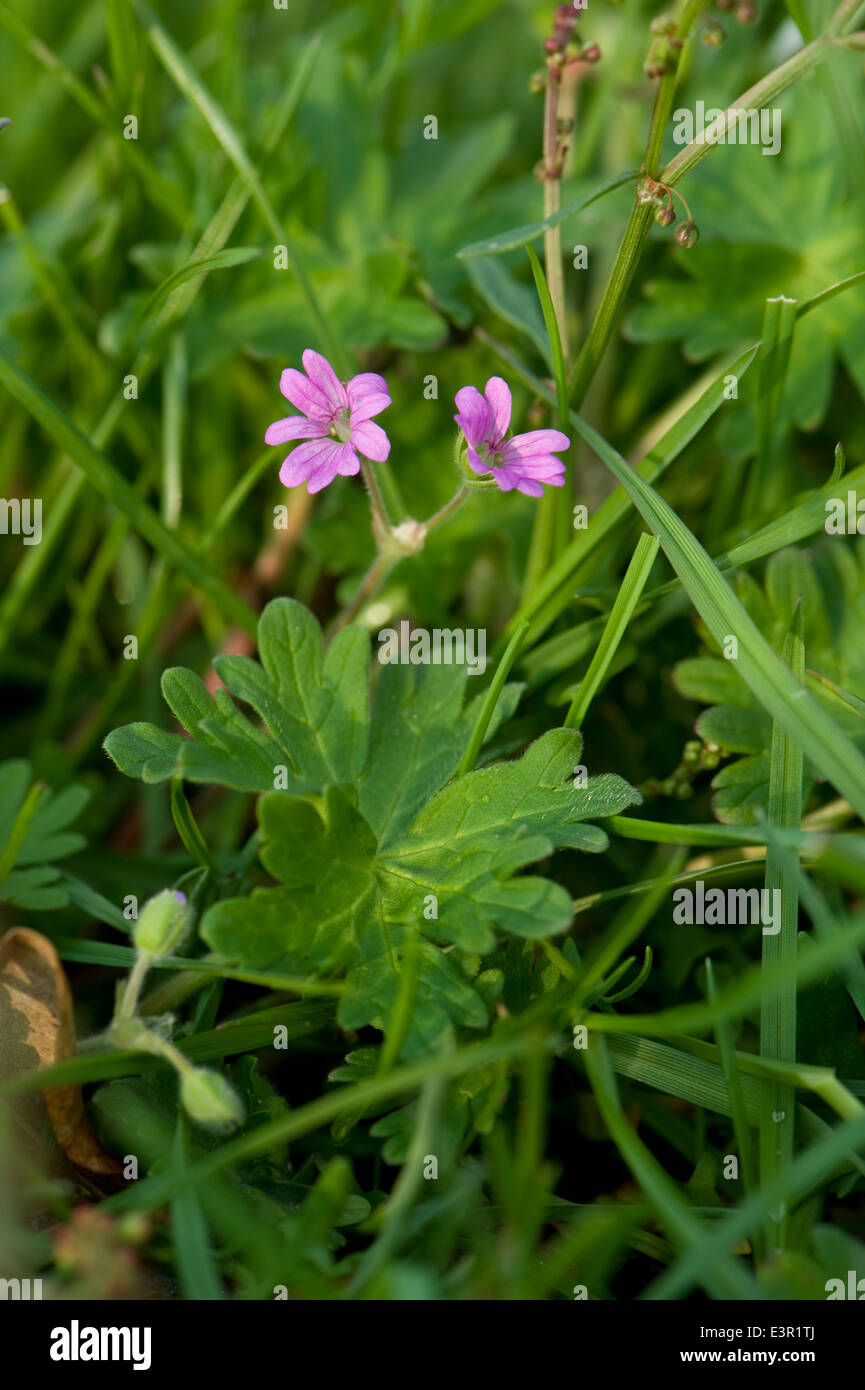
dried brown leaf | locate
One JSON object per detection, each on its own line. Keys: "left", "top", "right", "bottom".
{"left": 0, "top": 928, "right": 121, "bottom": 1174}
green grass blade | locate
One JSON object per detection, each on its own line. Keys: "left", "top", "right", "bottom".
{"left": 170, "top": 1118, "right": 226, "bottom": 1300}
{"left": 457, "top": 171, "right": 639, "bottom": 258}
{"left": 705, "top": 960, "right": 757, "bottom": 1197}
{"left": 131, "top": 0, "right": 343, "bottom": 371}
{"left": 458, "top": 619, "right": 529, "bottom": 775}
{"left": 583, "top": 1037, "right": 764, "bottom": 1300}
{"left": 564, "top": 533, "right": 658, "bottom": 729}
{"left": 566, "top": 409, "right": 865, "bottom": 822}
{"left": 759, "top": 604, "right": 804, "bottom": 1256}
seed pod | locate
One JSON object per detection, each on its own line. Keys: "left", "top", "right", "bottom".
{"left": 180, "top": 1067, "right": 244, "bottom": 1133}
{"left": 674, "top": 219, "right": 699, "bottom": 248}
{"left": 132, "top": 888, "right": 191, "bottom": 959}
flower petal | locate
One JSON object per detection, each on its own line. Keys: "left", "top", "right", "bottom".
{"left": 347, "top": 371, "right": 390, "bottom": 407}
{"left": 332, "top": 443, "right": 361, "bottom": 478}
{"left": 513, "top": 477, "right": 548, "bottom": 497}
{"left": 278, "top": 437, "right": 342, "bottom": 490}
{"left": 302, "top": 349, "right": 347, "bottom": 410}
{"left": 279, "top": 368, "right": 332, "bottom": 420}
{"left": 454, "top": 386, "right": 492, "bottom": 449}
{"left": 351, "top": 419, "right": 391, "bottom": 462}
{"left": 349, "top": 391, "right": 391, "bottom": 424}
{"left": 484, "top": 377, "right": 512, "bottom": 442}
{"left": 490, "top": 467, "right": 550, "bottom": 498}
{"left": 503, "top": 429, "right": 570, "bottom": 462}
{"left": 265, "top": 415, "right": 327, "bottom": 446}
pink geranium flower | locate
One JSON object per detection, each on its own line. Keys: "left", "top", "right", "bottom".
{"left": 265, "top": 349, "right": 391, "bottom": 494}
{"left": 454, "top": 376, "right": 569, "bottom": 498}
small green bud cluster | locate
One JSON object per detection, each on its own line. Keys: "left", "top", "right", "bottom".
{"left": 111, "top": 885, "right": 245, "bottom": 1134}
{"left": 636, "top": 174, "right": 699, "bottom": 249}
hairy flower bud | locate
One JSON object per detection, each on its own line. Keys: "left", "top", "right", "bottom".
{"left": 674, "top": 219, "right": 699, "bottom": 248}
{"left": 180, "top": 1067, "right": 244, "bottom": 1132}
{"left": 132, "top": 889, "right": 191, "bottom": 959}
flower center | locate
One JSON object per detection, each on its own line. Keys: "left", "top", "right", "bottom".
{"left": 478, "top": 442, "right": 503, "bottom": 470}
{"left": 329, "top": 408, "right": 353, "bottom": 443}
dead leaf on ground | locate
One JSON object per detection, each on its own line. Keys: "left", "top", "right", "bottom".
{"left": 0, "top": 927, "right": 121, "bottom": 1174}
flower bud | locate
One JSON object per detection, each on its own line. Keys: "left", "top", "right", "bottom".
{"left": 674, "top": 219, "right": 699, "bottom": 248}
{"left": 701, "top": 19, "right": 726, "bottom": 45}
{"left": 132, "top": 888, "right": 191, "bottom": 959}
{"left": 529, "top": 69, "right": 547, "bottom": 93}
{"left": 735, "top": 0, "right": 758, "bottom": 21}
{"left": 655, "top": 203, "right": 675, "bottom": 226}
{"left": 581, "top": 43, "right": 602, "bottom": 63}
{"left": 644, "top": 41, "right": 671, "bottom": 78}
{"left": 180, "top": 1068, "right": 244, "bottom": 1132}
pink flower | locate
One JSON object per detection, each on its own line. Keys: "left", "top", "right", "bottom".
{"left": 454, "top": 376, "right": 569, "bottom": 498}
{"left": 265, "top": 349, "right": 391, "bottom": 494}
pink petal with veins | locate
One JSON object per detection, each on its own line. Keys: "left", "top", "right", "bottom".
{"left": 333, "top": 442, "right": 361, "bottom": 477}
{"left": 279, "top": 368, "right": 332, "bottom": 420}
{"left": 454, "top": 386, "right": 492, "bottom": 449}
{"left": 348, "top": 372, "right": 390, "bottom": 402}
{"left": 484, "top": 377, "right": 512, "bottom": 443}
{"left": 278, "top": 437, "right": 341, "bottom": 489}
{"left": 351, "top": 420, "right": 391, "bottom": 462}
{"left": 503, "top": 429, "right": 570, "bottom": 463}
{"left": 264, "top": 416, "right": 328, "bottom": 446}
{"left": 302, "top": 349, "right": 347, "bottom": 411}
{"left": 349, "top": 392, "right": 391, "bottom": 424}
